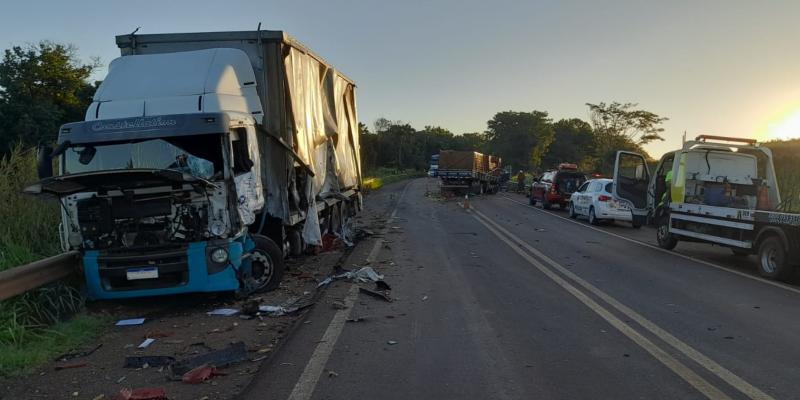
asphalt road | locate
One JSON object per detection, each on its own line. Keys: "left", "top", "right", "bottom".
{"left": 243, "top": 178, "right": 800, "bottom": 400}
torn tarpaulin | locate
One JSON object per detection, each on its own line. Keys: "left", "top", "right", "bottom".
{"left": 317, "top": 266, "right": 385, "bottom": 288}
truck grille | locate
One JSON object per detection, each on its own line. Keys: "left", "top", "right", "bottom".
{"left": 97, "top": 250, "right": 189, "bottom": 291}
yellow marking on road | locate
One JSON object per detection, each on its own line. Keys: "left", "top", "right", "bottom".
{"left": 473, "top": 206, "right": 775, "bottom": 400}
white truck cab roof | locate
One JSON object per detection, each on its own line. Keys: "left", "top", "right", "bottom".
{"left": 87, "top": 48, "right": 263, "bottom": 123}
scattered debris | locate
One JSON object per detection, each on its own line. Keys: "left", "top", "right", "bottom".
{"left": 359, "top": 287, "right": 392, "bottom": 302}
{"left": 421, "top": 295, "right": 428, "bottom": 301}
{"left": 54, "top": 362, "right": 88, "bottom": 370}
{"left": 534, "top": 228, "right": 546, "bottom": 232}
{"left": 724, "top": 336, "right": 734, "bottom": 340}
{"left": 115, "top": 318, "right": 146, "bottom": 326}
{"left": 54, "top": 343, "right": 102, "bottom": 362}
{"left": 114, "top": 387, "right": 167, "bottom": 400}
{"left": 327, "top": 369, "right": 339, "bottom": 378}
{"left": 168, "top": 342, "right": 248, "bottom": 379}
{"left": 206, "top": 308, "right": 239, "bottom": 316}
{"left": 124, "top": 356, "right": 176, "bottom": 369}
{"left": 182, "top": 364, "right": 227, "bottom": 384}
{"left": 346, "top": 316, "right": 369, "bottom": 323}
{"left": 116, "top": 376, "right": 127, "bottom": 384}
{"left": 241, "top": 300, "right": 260, "bottom": 316}
{"left": 259, "top": 305, "right": 293, "bottom": 316}
{"left": 143, "top": 330, "right": 173, "bottom": 339}
{"left": 387, "top": 340, "right": 398, "bottom": 345}
{"left": 138, "top": 338, "right": 156, "bottom": 349}
{"left": 375, "top": 280, "right": 392, "bottom": 291}
{"left": 318, "top": 266, "right": 385, "bottom": 288}
{"left": 331, "top": 300, "right": 348, "bottom": 310}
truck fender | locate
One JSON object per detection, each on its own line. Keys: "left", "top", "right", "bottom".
{"left": 754, "top": 226, "right": 789, "bottom": 254}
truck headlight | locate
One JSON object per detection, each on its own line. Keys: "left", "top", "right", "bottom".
{"left": 210, "top": 221, "right": 227, "bottom": 237}
{"left": 210, "top": 247, "right": 229, "bottom": 264}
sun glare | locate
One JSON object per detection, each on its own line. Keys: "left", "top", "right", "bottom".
{"left": 763, "top": 108, "right": 800, "bottom": 141}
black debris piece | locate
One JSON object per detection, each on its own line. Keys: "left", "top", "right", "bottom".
{"left": 168, "top": 342, "right": 248, "bottom": 379}
{"left": 124, "top": 356, "right": 176, "bottom": 369}
{"left": 359, "top": 287, "right": 393, "bottom": 302}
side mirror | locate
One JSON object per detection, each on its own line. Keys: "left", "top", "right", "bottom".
{"left": 37, "top": 145, "right": 53, "bottom": 179}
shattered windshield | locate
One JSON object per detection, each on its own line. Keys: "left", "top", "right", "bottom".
{"left": 62, "top": 134, "right": 223, "bottom": 179}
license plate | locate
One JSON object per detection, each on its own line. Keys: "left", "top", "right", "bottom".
{"left": 126, "top": 267, "right": 159, "bottom": 280}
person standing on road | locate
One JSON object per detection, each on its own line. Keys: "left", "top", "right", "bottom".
{"left": 516, "top": 170, "right": 526, "bottom": 193}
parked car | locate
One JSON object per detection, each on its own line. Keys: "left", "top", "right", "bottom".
{"left": 529, "top": 163, "right": 587, "bottom": 209}
{"left": 568, "top": 178, "right": 640, "bottom": 227}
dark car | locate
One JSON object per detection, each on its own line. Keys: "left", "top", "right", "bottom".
{"left": 529, "top": 163, "right": 587, "bottom": 209}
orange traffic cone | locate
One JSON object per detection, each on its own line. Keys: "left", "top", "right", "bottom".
{"left": 464, "top": 194, "right": 470, "bottom": 209}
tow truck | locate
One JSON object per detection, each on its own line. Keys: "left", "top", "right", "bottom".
{"left": 614, "top": 135, "right": 800, "bottom": 281}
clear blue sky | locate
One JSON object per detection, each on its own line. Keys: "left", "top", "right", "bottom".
{"left": 2, "top": 0, "right": 799, "bottom": 157}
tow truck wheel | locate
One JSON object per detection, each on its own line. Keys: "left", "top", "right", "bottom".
{"left": 757, "top": 236, "right": 792, "bottom": 281}
{"left": 568, "top": 203, "right": 577, "bottom": 219}
{"left": 656, "top": 217, "right": 678, "bottom": 250}
{"left": 250, "top": 234, "right": 285, "bottom": 292}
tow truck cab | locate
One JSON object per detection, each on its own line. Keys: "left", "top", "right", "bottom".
{"left": 613, "top": 136, "right": 800, "bottom": 280}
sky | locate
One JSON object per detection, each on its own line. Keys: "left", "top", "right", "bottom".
{"left": 1, "top": 0, "right": 799, "bottom": 157}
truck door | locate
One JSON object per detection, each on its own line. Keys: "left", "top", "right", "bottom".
{"left": 613, "top": 151, "right": 651, "bottom": 225}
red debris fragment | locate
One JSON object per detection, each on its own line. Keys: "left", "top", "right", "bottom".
{"left": 143, "top": 330, "right": 174, "bottom": 339}
{"left": 115, "top": 387, "right": 168, "bottom": 400}
{"left": 321, "top": 233, "right": 342, "bottom": 252}
{"left": 181, "top": 364, "right": 227, "bottom": 384}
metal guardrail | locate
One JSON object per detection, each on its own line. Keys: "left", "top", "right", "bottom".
{"left": 0, "top": 251, "right": 80, "bottom": 301}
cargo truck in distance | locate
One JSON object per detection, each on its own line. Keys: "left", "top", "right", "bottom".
{"left": 26, "top": 30, "right": 362, "bottom": 299}
{"left": 438, "top": 150, "right": 501, "bottom": 194}
{"left": 614, "top": 135, "right": 800, "bottom": 281}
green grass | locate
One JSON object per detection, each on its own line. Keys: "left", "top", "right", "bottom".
{"left": 0, "top": 145, "right": 101, "bottom": 376}
{"left": 363, "top": 167, "right": 425, "bottom": 190}
{"left": 0, "top": 313, "right": 109, "bottom": 376}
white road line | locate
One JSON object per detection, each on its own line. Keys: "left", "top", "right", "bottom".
{"left": 470, "top": 210, "right": 731, "bottom": 400}
{"left": 473, "top": 207, "right": 775, "bottom": 400}
{"left": 287, "top": 181, "right": 411, "bottom": 400}
{"left": 500, "top": 194, "right": 800, "bottom": 295}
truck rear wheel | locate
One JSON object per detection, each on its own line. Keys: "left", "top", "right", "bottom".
{"left": 250, "top": 234, "right": 285, "bottom": 292}
{"left": 757, "top": 236, "right": 792, "bottom": 281}
{"left": 656, "top": 217, "right": 678, "bottom": 250}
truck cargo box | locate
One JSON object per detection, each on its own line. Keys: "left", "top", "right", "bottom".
{"left": 114, "top": 30, "right": 361, "bottom": 228}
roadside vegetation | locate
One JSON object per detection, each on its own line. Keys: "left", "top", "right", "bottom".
{"left": 0, "top": 43, "right": 105, "bottom": 376}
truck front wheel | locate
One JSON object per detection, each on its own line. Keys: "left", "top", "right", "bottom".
{"left": 757, "top": 236, "right": 792, "bottom": 281}
{"left": 250, "top": 234, "right": 285, "bottom": 292}
{"left": 656, "top": 217, "right": 678, "bottom": 250}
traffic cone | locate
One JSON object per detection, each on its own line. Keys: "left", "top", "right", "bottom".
{"left": 464, "top": 194, "right": 470, "bottom": 209}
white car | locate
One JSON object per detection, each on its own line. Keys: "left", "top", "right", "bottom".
{"left": 568, "top": 178, "right": 641, "bottom": 228}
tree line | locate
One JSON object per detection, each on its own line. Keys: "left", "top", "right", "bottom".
{"left": 360, "top": 103, "right": 668, "bottom": 175}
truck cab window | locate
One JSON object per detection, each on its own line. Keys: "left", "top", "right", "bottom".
{"left": 231, "top": 128, "right": 254, "bottom": 174}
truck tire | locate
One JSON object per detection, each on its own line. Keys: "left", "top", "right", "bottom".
{"left": 288, "top": 230, "right": 303, "bottom": 257}
{"left": 656, "top": 217, "right": 678, "bottom": 250}
{"left": 757, "top": 236, "right": 792, "bottom": 281}
{"left": 250, "top": 234, "right": 285, "bottom": 292}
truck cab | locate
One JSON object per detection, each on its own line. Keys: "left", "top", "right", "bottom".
{"left": 613, "top": 136, "right": 800, "bottom": 280}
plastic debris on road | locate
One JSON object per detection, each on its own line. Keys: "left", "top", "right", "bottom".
{"left": 181, "top": 364, "right": 226, "bottom": 384}
{"left": 55, "top": 343, "right": 102, "bottom": 362}
{"left": 387, "top": 340, "right": 398, "bottom": 345}
{"left": 317, "top": 266, "right": 385, "bottom": 288}
{"left": 259, "top": 305, "right": 293, "bottom": 316}
{"left": 114, "top": 387, "right": 167, "bottom": 400}
{"left": 206, "top": 308, "right": 239, "bottom": 316}
{"left": 115, "top": 318, "right": 146, "bottom": 326}
{"left": 54, "top": 362, "right": 88, "bottom": 370}
{"left": 138, "top": 338, "right": 156, "bottom": 349}
{"left": 359, "top": 287, "right": 392, "bottom": 302}
{"left": 124, "top": 356, "right": 175, "bottom": 369}
{"left": 168, "top": 342, "right": 247, "bottom": 380}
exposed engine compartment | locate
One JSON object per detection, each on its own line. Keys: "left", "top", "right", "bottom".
{"left": 73, "top": 189, "right": 217, "bottom": 250}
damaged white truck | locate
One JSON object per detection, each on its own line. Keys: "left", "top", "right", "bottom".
{"left": 614, "top": 135, "right": 800, "bottom": 281}
{"left": 26, "top": 30, "right": 362, "bottom": 299}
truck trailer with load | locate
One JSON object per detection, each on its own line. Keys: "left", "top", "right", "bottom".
{"left": 613, "top": 135, "right": 800, "bottom": 281}
{"left": 26, "top": 30, "right": 362, "bottom": 299}
{"left": 438, "top": 150, "right": 501, "bottom": 194}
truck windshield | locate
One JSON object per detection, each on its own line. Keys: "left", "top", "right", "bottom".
{"left": 62, "top": 134, "right": 223, "bottom": 179}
